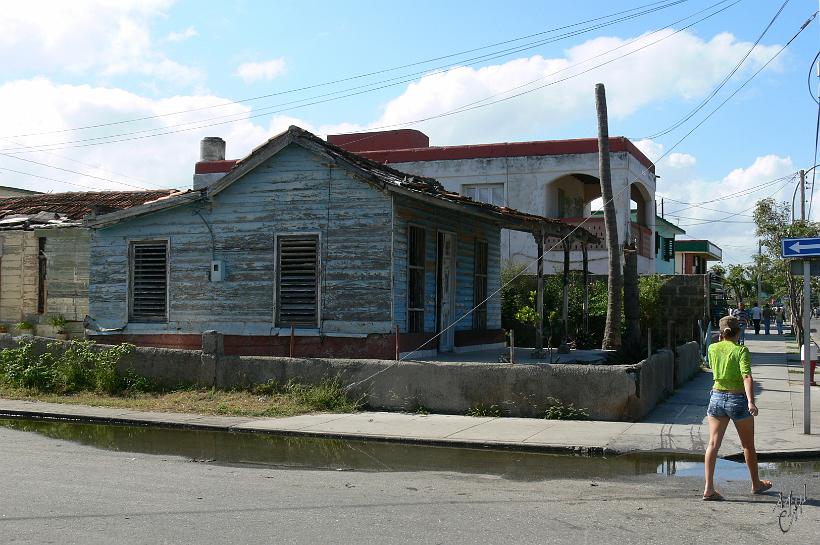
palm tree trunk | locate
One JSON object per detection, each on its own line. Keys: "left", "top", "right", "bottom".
{"left": 596, "top": 83, "right": 622, "bottom": 350}
{"left": 623, "top": 243, "right": 641, "bottom": 348}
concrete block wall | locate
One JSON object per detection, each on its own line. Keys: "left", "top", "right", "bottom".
{"left": 660, "top": 275, "right": 707, "bottom": 345}
{"left": 674, "top": 341, "right": 702, "bottom": 388}
{"left": 0, "top": 333, "right": 704, "bottom": 422}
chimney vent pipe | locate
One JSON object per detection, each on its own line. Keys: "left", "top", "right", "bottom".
{"left": 200, "top": 137, "right": 226, "bottom": 161}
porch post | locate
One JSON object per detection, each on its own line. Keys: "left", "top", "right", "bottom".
{"left": 534, "top": 229, "right": 544, "bottom": 353}
{"left": 582, "top": 242, "right": 589, "bottom": 333}
{"left": 559, "top": 239, "right": 570, "bottom": 352}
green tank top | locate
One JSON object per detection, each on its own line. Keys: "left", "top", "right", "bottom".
{"left": 708, "top": 340, "right": 752, "bottom": 391}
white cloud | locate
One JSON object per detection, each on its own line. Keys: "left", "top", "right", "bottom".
{"left": 236, "top": 59, "right": 287, "bottom": 84}
{"left": 361, "top": 29, "right": 781, "bottom": 145}
{"left": 657, "top": 154, "right": 796, "bottom": 264}
{"left": 0, "top": 79, "right": 288, "bottom": 193}
{"left": 0, "top": 1, "right": 201, "bottom": 86}
{"left": 166, "top": 26, "right": 198, "bottom": 43}
{"left": 668, "top": 152, "right": 696, "bottom": 169}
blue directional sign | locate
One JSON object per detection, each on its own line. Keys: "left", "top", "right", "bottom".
{"left": 782, "top": 237, "right": 820, "bottom": 258}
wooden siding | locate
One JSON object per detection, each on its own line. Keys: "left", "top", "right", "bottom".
{"left": 89, "top": 144, "right": 393, "bottom": 335}
{"left": 0, "top": 231, "right": 39, "bottom": 323}
{"left": 40, "top": 228, "right": 90, "bottom": 321}
{"left": 392, "top": 195, "right": 501, "bottom": 334}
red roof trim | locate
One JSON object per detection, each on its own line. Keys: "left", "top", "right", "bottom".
{"left": 195, "top": 160, "right": 239, "bottom": 174}
{"left": 354, "top": 137, "right": 654, "bottom": 173}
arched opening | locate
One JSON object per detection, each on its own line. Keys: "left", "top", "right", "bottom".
{"left": 545, "top": 173, "right": 601, "bottom": 218}
{"left": 629, "top": 182, "right": 653, "bottom": 258}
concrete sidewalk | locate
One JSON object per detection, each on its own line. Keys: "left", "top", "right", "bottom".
{"left": 0, "top": 335, "right": 816, "bottom": 458}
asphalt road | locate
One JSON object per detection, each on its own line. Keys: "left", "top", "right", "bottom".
{"left": 0, "top": 425, "right": 817, "bottom": 545}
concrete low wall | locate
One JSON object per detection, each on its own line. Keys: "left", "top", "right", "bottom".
{"left": 0, "top": 334, "right": 208, "bottom": 389}
{"left": 674, "top": 341, "right": 702, "bottom": 388}
{"left": 0, "top": 333, "right": 698, "bottom": 421}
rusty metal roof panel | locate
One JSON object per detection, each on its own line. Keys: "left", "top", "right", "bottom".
{"left": 0, "top": 190, "right": 177, "bottom": 221}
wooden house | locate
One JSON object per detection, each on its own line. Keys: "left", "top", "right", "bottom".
{"left": 86, "top": 127, "right": 595, "bottom": 358}
{"left": 0, "top": 190, "right": 175, "bottom": 336}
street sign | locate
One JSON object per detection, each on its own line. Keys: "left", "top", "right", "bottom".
{"left": 782, "top": 237, "right": 820, "bottom": 257}
{"left": 789, "top": 260, "right": 820, "bottom": 275}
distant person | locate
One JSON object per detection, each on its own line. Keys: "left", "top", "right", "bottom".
{"left": 775, "top": 306, "right": 785, "bottom": 336}
{"left": 703, "top": 316, "right": 772, "bottom": 501}
{"left": 751, "top": 302, "right": 762, "bottom": 335}
{"left": 731, "top": 302, "right": 749, "bottom": 345}
{"left": 762, "top": 304, "right": 773, "bottom": 335}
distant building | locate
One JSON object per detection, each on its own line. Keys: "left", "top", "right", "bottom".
{"left": 674, "top": 239, "right": 722, "bottom": 274}
{"left": 653, "top": 215, "right": 686, "bottom": 275}
{"left": 0, "top": 190, "right": 176, "bottom": 336}
{"left": 0, "top": 185, "right": 41, "bottom": 198}
{"left": 327, "top": 129, "right": 657, "bottom": 274}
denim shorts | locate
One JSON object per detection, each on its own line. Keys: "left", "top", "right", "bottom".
{"left": 706, "top": 390, "right": 752, "bottom": 421}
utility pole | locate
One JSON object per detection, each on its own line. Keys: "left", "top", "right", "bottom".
{"left": 757, "top": 240, "right": 762, "bottom": 303}
{"left": 800, "top": 168, "right": 812, "bottom": 435}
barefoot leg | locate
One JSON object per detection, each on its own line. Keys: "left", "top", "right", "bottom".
{"left": 705, "top": 416, "right": 730, "bottom": 496}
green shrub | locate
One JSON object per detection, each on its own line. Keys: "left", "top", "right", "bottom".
{"left": 0, "top": 340, "right": 135, "bottom": 394}
{"left": 14, "top": 321, "right": 34, "bottom": 331}
{"left": 252, "top": 378, "right": 360, "bottom": 413}
{"left": 465, "top": 403, "right": 504, "bottom": 417}
{"left": 543, "top": 397, "right": 590, "bottom": 420}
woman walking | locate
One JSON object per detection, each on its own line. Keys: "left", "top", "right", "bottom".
{"left": 703, "top": 315, "right": 772, "bottom": 501}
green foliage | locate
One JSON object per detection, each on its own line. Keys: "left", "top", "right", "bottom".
{"left": 0, "top": 340, "right": 135, "bottom": 394}
{"left": 251, "top": 378, "right": 361, "bottom": 413}
{"left": 638, "top": 274, "right": 669, "bottom": 337}
{"left": 47, "top": 315, "right": 67, "bottom": 329}
{"left": 501, "top": 261, "right": 607, "bottom": 347}
{"left": 465, "top": 403, "right": 504, "bottom": 417}
{"left": 14, "top": 321, "right": 34, "bottom": 331}
{"left": 543, "top": 397, "right": 590, "bottom": 420}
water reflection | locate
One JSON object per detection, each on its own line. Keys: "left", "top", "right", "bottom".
{"left": 1, "top": 417, "right": 818, "bottom": 482}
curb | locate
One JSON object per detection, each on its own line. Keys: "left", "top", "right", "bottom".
{"left": 0, "top": 408, "right": 624, "bottom": 458}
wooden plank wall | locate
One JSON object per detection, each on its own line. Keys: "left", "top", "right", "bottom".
{"left": 90, "top": 144, "right": 393, "bottom": 335}
{"left": 39, "top": 228, "right": 91, "bottom": 322}
{"left": 0, "top": 231, "right": 39, "bottom": 323}
{"left": 392, "top": 195, "right": 501, "bottom": 334}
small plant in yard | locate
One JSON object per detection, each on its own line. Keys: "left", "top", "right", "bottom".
{"left": 466, "top": 404, "right": 504, "bottom": 417}
{"left": 14, "top": 321, "right": 34, "bottom": 335}
{"left": 47, "top": 315, "right": 67, "bottom": 330}
{"left": 543, "top": 397, "right": 590, "bottom": 420}
{"left": 0, "top": 340, "right": 134, "bottom": 394}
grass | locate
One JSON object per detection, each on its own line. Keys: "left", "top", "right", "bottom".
{"left": 0, "top": 379, "right": 361, "bottom": 418}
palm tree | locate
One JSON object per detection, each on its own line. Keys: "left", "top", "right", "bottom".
{"left": 596, "top": 83, "right": 622, "bottom": 350}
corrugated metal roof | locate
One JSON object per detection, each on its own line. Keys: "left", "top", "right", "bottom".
{"left": 0, "top": 190, "right": 177, "bottom": 220}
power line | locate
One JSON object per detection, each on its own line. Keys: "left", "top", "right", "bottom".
{"left": 0, "top": 152, "right": 156, "bottom": 191}
{"left": 0, "top": 0, "right": 690, "bottom": 142}
{"left": 0, "top": 0, "right": 733, "bottom": 155}
{"left": 673, "top": 176, "right": 795, "bottom": 226}
{"left": 0, "top": 165, "right": 122, "bottom": 192}
{"left": 660, "top": 173, "right": 796, "bottom": 214}
{"left": 640, "top": 0, "right": 790, "bottom": 140}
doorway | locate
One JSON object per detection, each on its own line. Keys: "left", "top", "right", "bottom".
{"left": 437, "top": 232, "right": 457, "bottom": 352}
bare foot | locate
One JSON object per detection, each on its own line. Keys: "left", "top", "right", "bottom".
{"left": 752, "top": 480, "right": 773, "bottom": 494}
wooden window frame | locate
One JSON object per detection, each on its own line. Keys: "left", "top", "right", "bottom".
{"left": 407, "top": 225, "right": 426, "bottom": 334}
{"left": 128, "top": 239, "right": 169, "bottom": 323}
{"left": 37, "top": 237, "right": 47, "bottom": 315}
{"left": 274, "top": 233, "right": 321, "bottom": 329}
{"left": 473, "top": 239, "right": 488, "bottom": 331}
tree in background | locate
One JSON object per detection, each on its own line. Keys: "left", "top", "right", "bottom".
{"left": 753, "top": 197, "right": 820, "bottom": 345}
{"left": 724, "top": 264, "right": 754, "bottom": 305}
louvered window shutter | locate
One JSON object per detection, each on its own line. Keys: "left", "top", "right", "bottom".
{"left": 277, "top": 236, "right": 319, "bottom": 327}
{"left": 129, "top": 241, "right": 168, "bottom": 322}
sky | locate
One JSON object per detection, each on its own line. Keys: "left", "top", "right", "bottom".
{"left": 1, "top": 0, "right": 819, "bottom": 266}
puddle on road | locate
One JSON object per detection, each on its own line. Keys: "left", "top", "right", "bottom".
{"left": 2, "top": 417, "right": 819, "bottom": 482}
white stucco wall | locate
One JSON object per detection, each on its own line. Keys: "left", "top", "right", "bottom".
{"left": 389, "top": 150, "right": 656, "bottom": 275}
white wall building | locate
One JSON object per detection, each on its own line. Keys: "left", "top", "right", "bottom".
{"left": 329, "top": 130, "right": 657, "bottom": 274}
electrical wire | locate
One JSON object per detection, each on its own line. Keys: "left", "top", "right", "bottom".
{"left": 0, "top": 0, "right": 735, "bottom": 155}
{"left": 640, "top": 0, "right": 790, "bottom": 140}
{"left": 808, "top": 49, "right": 820, "bottom": 105}
{"left": 808, "top": 86, "right": 820, "bottom": 218}
{"left": 0, "top": 0, "right": 692, "bottom": 141}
